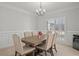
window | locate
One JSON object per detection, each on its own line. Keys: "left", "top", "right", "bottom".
{"left": 48, "top": 16, "right": 65, "bottom": 41}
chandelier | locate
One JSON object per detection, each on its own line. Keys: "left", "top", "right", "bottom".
{"left": 36, "top": 2, "right": 46, "bottom": 16}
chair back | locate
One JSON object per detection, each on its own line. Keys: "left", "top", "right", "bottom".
{"left": 32, "top": 32, "right": 38, "bottom": 36}
{"left": 13, "top": 34, "right": 23, "bottom": 52}
{"left": 24, "top": 32, "right": 32, "bottom": 38}
{"left": 46, "top": 31, "right": 53, "bottom": 50}
{"left": 52, "top": 32, "right": 57, "bottom": 45}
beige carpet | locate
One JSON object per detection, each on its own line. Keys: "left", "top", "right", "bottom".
{"left": 0, "top": 44, "right": 79, "bottom": 56}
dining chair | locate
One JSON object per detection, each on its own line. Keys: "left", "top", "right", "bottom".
{"left": 36, "top": 31, "right": 54, "bottom": 56}
{"left": 24, "top": 32, "right": 33, "bottom": 38}
{"left": 42, "top": 31, "right": 46, "bottom": 34}
{"left": 13, "top": 34, "right": 35, "bottom": 56}
{"left": 32, "top": 32, "right": 38, "bottom": 36}
{"left": 52, "top": 32, "right": 57, "bottom": 52}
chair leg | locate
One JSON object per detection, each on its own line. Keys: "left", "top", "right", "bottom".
{"left": 48, "top": 49, "right": 51, "bottom": 53}
{"left": 50, "top": 47, "right": 54, "bottom": 56}
{"left": 34, "top": 49, "right": 38, "bottom": 56}
{"left": 32, "top": 50, "right": 35, "bottom": 56}
{"left": 54, "top": 44, "right": 57, "bottom": 52}
{"left": 15, "top": 51, "right": 17, "bottom": 56}
{"left": 15, "top": 51, "right": 22, "bottom": 56}
{"left": 45, "top": 51, "right": 47, "bottom": 56}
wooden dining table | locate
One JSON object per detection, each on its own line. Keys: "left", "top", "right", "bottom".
{"left": 21, "top": 34, "right": 47, "bottom": 47}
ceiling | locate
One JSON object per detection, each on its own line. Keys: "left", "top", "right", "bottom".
{"left": 0, "top": 2, "right": 79, "bottom": 15}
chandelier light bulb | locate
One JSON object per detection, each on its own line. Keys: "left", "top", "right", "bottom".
{"left": 36, "top": 2, "right": 46, "bottom": 16}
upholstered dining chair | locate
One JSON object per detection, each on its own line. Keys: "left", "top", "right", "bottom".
{"left": 24, "top": 32, "right": 33, "bottom": 38}
{"left": 32, "top": 32, "right": 38, "bottom": 36}
{"left": 52, "top": 32, "right": 57, "bottom": 52}
{"left": 36, "top": 31, "right": 54, "bottom": 56}
{"left": 13, "top": 34, "right": 35, "bottom": 56}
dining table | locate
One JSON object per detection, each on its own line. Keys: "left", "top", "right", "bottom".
{"left": 21, "top": 34, "right": 47, "bottom": 47}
